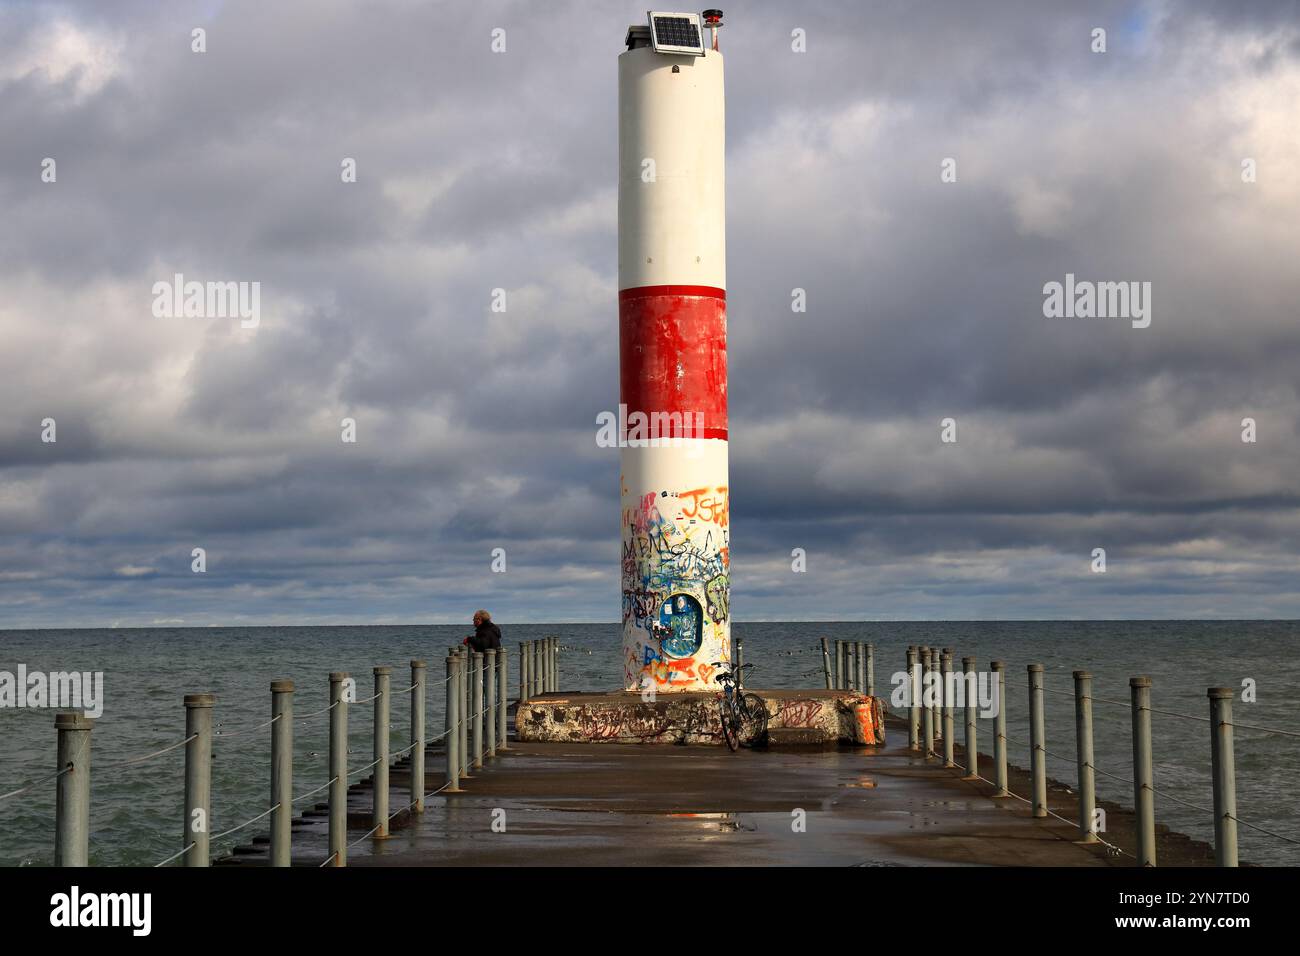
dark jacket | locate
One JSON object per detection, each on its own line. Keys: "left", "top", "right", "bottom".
{"left": 469, "top": 620, "right": 502, "bottom": 653}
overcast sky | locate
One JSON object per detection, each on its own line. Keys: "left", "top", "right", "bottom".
{"left": 1, "top": 0, "right": 1298, "bottom": 628}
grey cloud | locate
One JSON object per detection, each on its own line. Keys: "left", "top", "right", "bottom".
{"left": 1, "top": 0, "right": 1298, "bottom": 627}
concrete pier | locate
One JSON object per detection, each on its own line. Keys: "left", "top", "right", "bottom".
{"left": 218, "top": 709, "right": 1218, "bottom": 868}
{"left": 514, "top": 689, "right": 885, "bottom": 747}
{"left": 235, "top": 737, "right": 1207, "bottom": 867}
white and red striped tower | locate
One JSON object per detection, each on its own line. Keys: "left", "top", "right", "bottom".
{"left": 619, "top": 12, "right": 730, "bottom": 692}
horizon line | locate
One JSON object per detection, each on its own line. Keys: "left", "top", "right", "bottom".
{"left": 2, "top": 617, "right": 1298, "bottom": 633}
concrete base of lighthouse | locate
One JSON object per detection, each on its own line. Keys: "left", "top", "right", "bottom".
{"left": 514, "top": 690, "right": 887, "bottom": 747}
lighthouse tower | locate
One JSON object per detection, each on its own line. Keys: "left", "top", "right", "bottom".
{"left": 619, "top": 12, "right": 730, "bottom": 693}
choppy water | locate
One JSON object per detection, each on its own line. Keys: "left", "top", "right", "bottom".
{"left": 1, "top": 622, "right": 1296, "bottom": 866}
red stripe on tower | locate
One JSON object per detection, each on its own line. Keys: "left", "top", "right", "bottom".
{"left": 619, "top": 287, "right": 728, "bottom": 440}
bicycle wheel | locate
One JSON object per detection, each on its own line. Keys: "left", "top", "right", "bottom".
{"left": 738, "top": 694, "right": 768, "bottom": 747}
{"left": 720, "top": 700, "right": 740, "bottom": 751}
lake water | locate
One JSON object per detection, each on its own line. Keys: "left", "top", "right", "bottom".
{"left": 1, "top": 621, "right": 1296, "bottom": 866}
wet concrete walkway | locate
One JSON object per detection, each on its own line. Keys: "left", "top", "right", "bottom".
{"left": 329, "top": 737, "right": 1115, "bottom": 867}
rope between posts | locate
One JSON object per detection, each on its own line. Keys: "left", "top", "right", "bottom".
{"left": 1144, "top": 783, "right": 1213, "bottom": 816}
{"left": 325, "top": 775, "right": 465, "bottom": 864}
{"left": 1015, "top": 683, "right": 1130, "bottom": 710}
{"left": 981, "top": 726, "right": 1300, "bottom": 854}
{"left": 1086, "top": 694, "right": 1132, "bottom": 709}
{"left": 947, "top": 675, "right": 1300, "bottom": 750}
{"left": 1230, "top": 814, "right": 1300, "bottom": 846}
{"left": 425, "top": 779, "right": 455, "bottom": 799}
{"left": 348, "top": 757, "right": 383, "bottom": 778}
{"left": 969, "top": 769, "right": 1129, "bottom": 857}
{"left": 335, "top": 774, "right": 469, "bottom": 858}
{"left": 379, "top": 709, "right": 505, "bottom": 822}
{"left": 211, "top": 803, "right": 280, "bottom": 841}
{"left": 0, "top": 765, "right": 74, "bottom": 803}
{"left": 1033, "top": 686, "right": 1300, "bottom": 740}
{"left": 97, "top": 733, "right": 197, "bottom": 772}
{"left": 1002, "top": 733, "right": 1075, "bottom": 768}
{"left": 154, "top": 842, "right": 195, "bottom": 867}
{"left": 291, "top": 777, "right": 338, "bottom": 805}
{"left": 1090, "top": 763, "right": 1130, "bottom": 784}
{"left": 1142, "top": 705, "right": 1210, "bottom": 724}
{"left": 1001, "top": 733, "right": 1133, "bottom": 783}
{"left": 349, "top": 823, "right": 384, "bottom": 848}
{"left": 1224, "top": 719, "right": 1300, "bottom": 741}
{"left": 296, "top": 700, "right": 339, "bottom": 721}
{"left": 214, "top": 713, "right": 281, "bottom": 739}
{"left": 1041, "top": 746, "right": 1077, "bottom": 766}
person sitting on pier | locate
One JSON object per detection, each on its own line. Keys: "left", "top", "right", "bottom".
{"left": 465, "top": 609, "right": 502, "bottom": 653}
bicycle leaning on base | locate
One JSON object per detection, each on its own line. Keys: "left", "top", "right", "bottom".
{"left": 713, "top": 662, "right": 768, "bottom": 751}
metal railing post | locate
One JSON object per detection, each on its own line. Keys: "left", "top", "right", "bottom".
{"left": 942, "top": 652, "right": 956, "bottom": 768}
{"left": 907, "top": 646, "right": 920, "bottom": 751}
{"left": 837, "top": 640, "right": 847, "bottom": 689}
{"left": 444, "top": 655, "right": 462, "bottom": 793}
{"left": 990, "top": 661, "right": 1007, "bottom": 794}
{"left": 372, "top": 666, "right": 390, "bottom": 838}
{"left": 462, "top": 647, "right": 473, "bottom": 753}
{"left": 866, "top": 643, "right": 874, "bottom": 697}
{"left": 472, "top": 652, "right": 485, "bottom": 769}
{"left": 820, "top": 638, "right": 833, "bottom": 689}
{"left": 929, "top": 648, "right": 941, "bottom": 744}
{"left": 534, "top": 641, "right": 544, "bottom": 697}
{"left": 920, "top": 647, "right": 934, "bottom": 756}
{"left": 458, "top": 650, "right": 471, "bottom": 778}
{"left": 549, "top": 636, "right": 558, "bottom": 692}
{"left": 485, "top": 649, "right": 497, "bottom": 758}
{"left": 445, "top": 646, "right": 456, "bottom": 741}
{"left": 1208, "top": 687, "right": 1238, "bottom": 867}
{"left": 183, "top": 693, "right": 214, "bottom": 866}
{"left": 497, "top": 645, "right": 510, "bottom": 751}
{"left": 962, "top": 657, "right": 978, "bottom": 779}
{"left": 1073, "top": 670, "right": 1097, "bottom": 842}
{"left": 328, "top": 673, "right": 348, "bottom": 866}
{"left": 270, "top": 680, "right": 294, "bottom": 865}
{"left": 735, "top": 636, "right": 745, "bottom": 692}
{"left": 54, "top": 712, "right": 93, "bottom": 867}
{"left": 520, "top": 641, "right": 531, "bottom": 703}
{"left": 1130, "top": 676, "right": 1156, "bottom": 867}
{"left": 1028, "top": 664, "right": 1046, "bottom": 817}
{"left": 409, "top": 661, "right": 425, "bottom": 812}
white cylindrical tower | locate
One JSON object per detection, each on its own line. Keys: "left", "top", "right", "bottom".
{"left": 618, "top": 13, "right": 729, "bottom": 693}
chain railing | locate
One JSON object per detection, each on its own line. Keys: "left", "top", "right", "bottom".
{"left": 0, "top": 641, "right": 545, "bottom": 868}
{"left": 891, "top": 643, "right": 1296, "bottom": 867}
